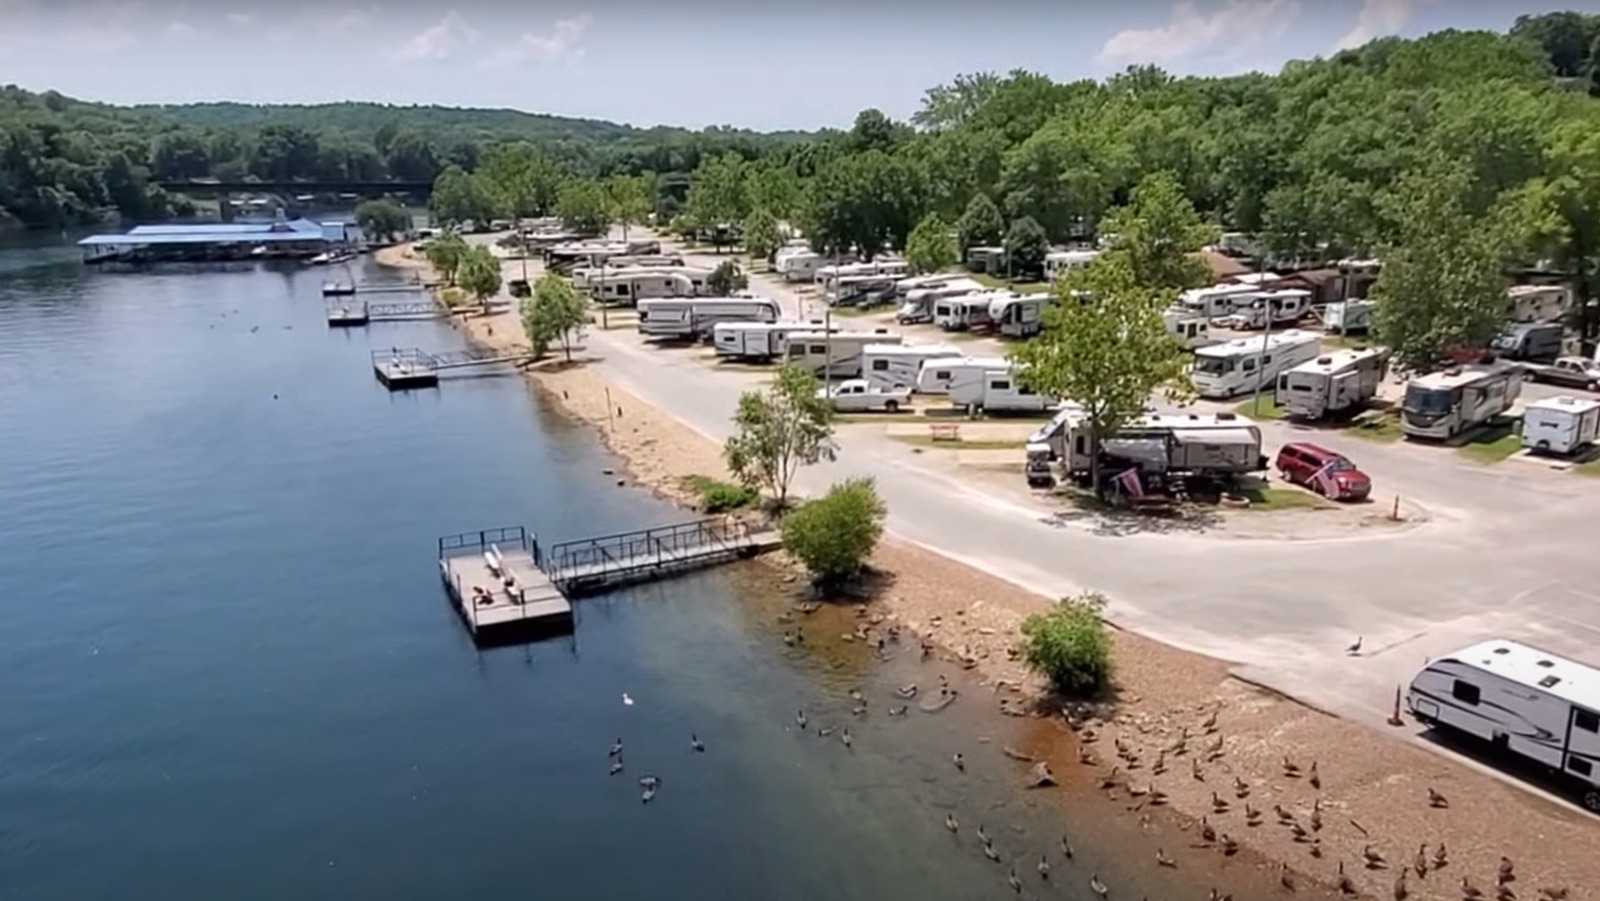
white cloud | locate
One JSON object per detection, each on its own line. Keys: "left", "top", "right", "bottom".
{"left": 1332, "top": 0, "right": 1436, "bottom": 52}
{"left": 1097, "top": 0, "right": 1301, "bottom": 67}
{"left": 395, "top": 10, "right": 478, "bottom": 61}
{"left": 165, "top": 20, "right": 199, "bottom": 39}
{"left": 482, "top": 14, "right": 592, "bottom": 69}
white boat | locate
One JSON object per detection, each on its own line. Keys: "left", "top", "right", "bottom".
{"left": 307, "top": 251, "right": 334, "bottom": 265}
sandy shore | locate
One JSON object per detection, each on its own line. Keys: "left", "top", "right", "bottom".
{"left": 376, "top": 239, "right": 1597, "bottom": 899}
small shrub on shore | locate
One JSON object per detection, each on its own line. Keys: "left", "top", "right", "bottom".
{"left": 781, "top": 478, "right": 886, "bottom": 586}
{"left": 440, "top": 287, "right": 467, "bottom": 308}
{"left": 1019, "top": 593, "right": 1113, "bottom": 696}
{"left": 682, "top": 475, "right": 758, "bottom": 513}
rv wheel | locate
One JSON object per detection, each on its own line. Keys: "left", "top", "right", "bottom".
{"left": 1585, "top": 790, "right": 1600, "bottom": 813}
{"left": 883, "top": 400, "right": 900, "bottom": 413}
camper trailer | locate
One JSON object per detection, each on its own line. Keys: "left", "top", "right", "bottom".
{"left": 827, "top": 273, "right": 900, "bottom": 307}
{"left": 1190, "top": 330, "right": 1322, "bottom": 399}
{"left": 1044, "top": 249, "right": 1099, "bottom": 281}
{"left": 783, "top": 330, "right": 903, "bottom": 378}
{"left": 1323, "top": 299, "right": 1376, "bottom": 334}
{"left": 1274, "top": 348, "right": 1389, "bottom": 420}
{"left": 1507, "top": 284, "right": 1573, "bottom": 324}
{"left": 965, "top": 245, "right": 1007, "bottom": 274}
{"left": 775, "top": 248, "right": 842, "bottom": 283}
{"left": 933, "top": 292, "right": 1001, "bottom": 331}
{"left": 895, "top": 277, "right": 984, "bottom": 324}
{"left": 990, "top": 295, "right": 1048, "bottom": 338}
{"left": 570, "top": 256, "right": 687, "bottom": 288}
{"left": 712, "top": 321, "right": 823, "bottom": 361}
{"left": 1214, "top": 289, "right": 1312, "bottom": 330}
{"left": 1162, "top": 309, "right": 1215, "bottom": 350}
{"left": 916, "top": 356, "right": 1011, "bottom": 395}
{"left": 1522, "top": 395, "right": 1600, "bottom": 456}
{"left": 1026, "top": 411, "right": 1266, "bottom": 484}
{"left": 1173, "top": 283, "right": 1265, "bottom": 321}
{"left": 1407, "top": 639, "right": 1600, "bottom": 812}
{"left": 949, "top": 367, "right": 1053, "bottom": 414}
{"left": 584, "top": 267, "right": 713, "bottom": 305}
{"left": 814, "top": 259, "right": 908, "bottom": 294}
{"left": 861, "top": 343, "right": 964, "bottom": 391}
{"left": 1401, "top": 364, "right": 1523, "bottom": 440}
{"left": 637, "top": 297, "right": 780, "bottom": 341}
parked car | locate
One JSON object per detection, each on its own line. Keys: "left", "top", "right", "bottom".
{"left": 1521, "top": 356, "right": 1600, "bottom": 391}
{"left": 1274, "top": 442, "right": 1372, "bottom": 502}
{"left": 816, "top": 379, "right": 911, "bottom": 413}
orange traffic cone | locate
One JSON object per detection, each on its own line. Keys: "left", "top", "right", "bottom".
{"left": 1387, "top": 684, "right": 1405, "bottom": 727}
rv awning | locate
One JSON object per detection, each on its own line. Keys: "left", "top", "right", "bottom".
{"left": 1171, "top": 428, "right": 1258, "bottom": 447}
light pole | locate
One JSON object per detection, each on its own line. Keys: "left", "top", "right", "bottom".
{"left": 1249, "top": 247, "right": 1272, "bottom": 416}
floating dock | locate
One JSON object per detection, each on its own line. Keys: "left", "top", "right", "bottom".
{"left": 322, "top": 280, "right": 427, "bottom": 297}
{"left": 371, "top": 346, "right": 535, "bottom": 390}
{"left": 439, "top": 519, "right": 780, "bottom": 644}
{"left": 326, "top": 298, "right": 445, "bottom": 326}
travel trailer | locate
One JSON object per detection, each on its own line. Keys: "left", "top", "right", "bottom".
{"left": 1407, "top": 639, "right": 1600, "bottom": 812}
{"left": 916, "top": 356, "right": 1011, "bottom": 395}
{"left": 990, "top": 295, "right": 1048, "bottom": 338}
{"left": 1163, "top": 312, "right": 1215, "bottom": 350}
{"left": 546, "top": 240, "right": 660, "bottom": 273}
{"left": 1026, "top": 410, "right": 1266, "bottom": 484}
{"left": 826, "top": 273, "right": 900, "bottom": 307}
{"left": 1400, "top": 364, "right": 1523, "bottom": 440}
{"left": 570, "top": 255, "right": 687, "bottom": 287}
{"left": 1173, "top": 283, "right": 1266, "bottom": 321}
{"left": 895, "top": 277, "right": 984, "bottom": 324}
{"left": 1043, "top": 249, "right": 1099, "bottom": 281}
{"left": 1190, "top": 330, "right": 1322, "bottom": 399}
{"left": 1214, "top": 289, "right": 1312, "bottom": 330}
{"left": 1522, "top": 395, "right": 1600, "bottom": 456}
{"left": 774, "top": 248, "right": 831, "bottom": 282}
{"left": 584, "top": 267, "right": 714, "bottom": 305}
{"left": 933, "top": 292, "right": 1001, "bottom": 331}
{"left": 712, "top": 321, "right": 825, "bottom": 361}
{"left": 1274, "top": 348, "right": 1390, "bottom": 420}
{"left": 861, "top": 343, "right": 963, "bottom": 391}
{"left": 965, "top": 245, "right": 1007, "bottom": 274}
{"left": 1323, "top": 299, "right": 1376, "bottom": 334}
{"left": 814, "top": 259, "right": 907, "bottom": 294}
{"left": 1506, "top": 284, "right": 1573, "bottom": 324}
{"left": 783, "top": 330, "right": 903, "bottom": 378}
{"left": 636, "top": 297, "right": 780, "bottom": 341}
{"left": 949, "top": 367, "right": 1054, "bottom": 414}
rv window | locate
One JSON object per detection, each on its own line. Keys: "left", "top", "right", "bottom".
{"left": 1263, "top": 355, "right": 1273, "bottom": 364}
{"left": 1576, "top": 709, "right": 1600, "bottom": 733}
{"left": 1570, "top": 756, "right": 1594, "bottom": 778}
{"left": 872, "top": 360, "right": 889, "bottom": 371}
{"left": 1242, "top": 359, "right": 1257, "bottom": 372}
{"left": 809, "top": 345, "right": 826, "bottom": 355}
{"left": 990, "top": 380, "right": 1010, "bottom": 390}
{"left": 1451, "top": 680, "right": 1480, "bottom": 705}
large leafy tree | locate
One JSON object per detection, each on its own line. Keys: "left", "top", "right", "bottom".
{"left": 686, "top": 151, "right": 750, "bottom": 228}
{"left": 605, "top": 173, "right": 652, "bottom": 240}
{"left": 956, "top": 193, "right": 1005, "bottom": 254}
{"left": 905, "top": 212, "right": 957, "bottom": 275}
{"left": 724, "top": 364, "right": 837, "bottom": 507}
{"left": 1096, "top": 171, "right": 1213, "bottom": 295}
{"left": 521, "top": 272, "right": 589, "bottom": 361}
{"left": 430, "top": 165, "right": 496, "bottom": 226}
{"left": 805, "top": 150, "right": 925, "bottom": 259}
{"left": 456, "top": 245, "right": 503, "bottom": 307}
{"left": 556, "top": 179, "right": 613, "bottom": 236}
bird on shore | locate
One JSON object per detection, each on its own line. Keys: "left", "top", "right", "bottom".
{"left": 1153, "top": 749, "right": 1168, "bottom": 775}
{"left": 1038, "top": 855, "right": 1051, "bottom": 879}
{"left": 1310, "top": 800, "right": 1324, "bottom": 833}
{"left": 1211, "top": 792, "right": 1230, "bottom": 813}
{"left": 1156, "top": 847, "right": 1176, "bottom": 868}
{"left": 1347, "top": 636, "right": 1364, "bottom": 656}
{"left": 1432, "top": 842, "right": 1448, "bottom": 870}
{"left": 1428, "top": 787, "right": 1450, "bottom": 808}
{"left": 1283, "top": 755, "right": 1302, "bottom": 778}
{"left": 1498, "top": 856, "right": 1516, "bottom": 884}
{"left": 888, "top": 705, "right": 908, "bottom": 716}
{"left": 1007, "top": 869, "right": 1023, "bottom": 893}
{"left": 1060, "top": 834, "right": 1075, "bottom": 859}
{"left": 1209, "top": 889, "right": 1233, "bottom": 901}
{"left": 952, "top": 752, "right": 965, "bottom": 771}
{"left": 1089, "top": 873, "right": 1109, "bottom": 897}
{"left": 1233, "top": 775, "right": 1251, "bottom": 798}
{"left": 1079, "top": 746, "right": 1098, "bottom": 765}
{"left": 1462, "top": 875, "right": 1485, "bottom": 900}
{"left": 1192, "top": 759, "right": 1205, "bottom": 781}
{"left": 1244, "top": 804, "right": 1263, "bottom": 827}
{"left": 609, "top": 738, "right": 624, "bottom": 757}
{"left": 1199, "top": 817, "right": 1217, "bottom": 844}
{"left": 1337, "top": 862, "right": 1357, "bottom": 895}
{"left": 796, "top": 709, "right": 807, "bottom": 730}
{"left": 1280, "top": 864, "right": 1297, "bottom": 892}
{"left": 1275, "top": 803, "right": 1296, "bottom": 825}
{"left": 1100, "top": 767, "right": 1121, "bottom": 789}
{"left": 1219, "top": 834, "right": 1238, "bottom": 856}
{"left": 1395, "top": 871, "right": 1410, "bottom": 901}
{"left": 1363, "top": 844, "right": 1388, "bottom": 869}
{"left": 1201, "top": 709, "right": 1219, "bottom": 732}
{"left": 944, "top": 813, "right": 959, "bottom": 833}
{"left": 1498, "top": 886, "right": 1518, "bottom": 901}
{"left": 1288, "top": 822, "right": 1309, "bottom": 842}
{"left": 690, "top": 733, "right": 705, "bottom": 752}
{"left": 896, "top": 683, "right": 918, "bottom": 698}
{"left": 1309, "top": 759, "right": 1321, "bottom": 790}
{"left": 1413, "top": 844, "right": 1428, "bottom": 879}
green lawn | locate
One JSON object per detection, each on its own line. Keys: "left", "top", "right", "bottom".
{"left": 829, "top": 303, "right": 894, "bottom": 317}
{"left": 1231, "top": 484, "right": 1331, "bottom": 511}
{"left": 1575, "top": 458, "right": 1600, "bottom": 477}
{"left": 969, "top": 272, "right": 1053, "bottom": 294}
{"left": 1456, "top": 417, "right": 1523, "bottom": 465}
{"left": 1233, "top": 396, "right": 1287, "bottom": 420}
{"left": 1345, "top": 409, "right": 1405, "bottom": 443}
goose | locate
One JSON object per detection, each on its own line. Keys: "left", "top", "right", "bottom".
{"left": 1538, "top": 888, "right": 1568, "bottom": 901}
{"left": 888, "top": 705, "right": 908, "bottom": 716}
{"left": 1288, "top": 822, "right": 1308, "bottom": 842}
{"left": 1211, "top": 792, "right": 1230, "bottom": 813}
{"left": 638, "top": 775, "right": 661, "bottom": 790}
{"left": 1337, "top": 862, "right": 1357, "bottom": 895}
{"left": 1280, "top": 864, "right": 1297, "bottom": 892}
{"left": 1428, "top": 787, "right": 1450, "bottom": 808}
{"left": 1099, "top": 767, "right": 1121, "bottom": 789}
{"left": 953, "top": 752, "right": 965, "bottom": 772}
{"left": 849, "top": 688, "right": 864, "bottom": 702}
{"left": 1432, "top": 842, "right": 1448, "bottom": 870}
{"left": 1060, "top": 835, "right": 1075, "bottom": 858}
{"left": 841, "top": 729, "right": 852, "bottom": 748}
{"left": 1127, "top": 782, "right": 1149, "bottom": 798}
{"left": 796, "top": 709, "right": 807, "bottom": 729}
{"left": 1209, "top": 889, "right": 1232, "bottom": 901}
{"left": 621, "top": 692, "right": 634, "bottom": 706}
{"left": 1155, "top": 847, "right": 1176, "bottom": 868}
{"left": 1233, "top": 775, "right": 1250, "bottom": 798}
{"left": 1148, "top": 789, "right": 1169, "bottom": 806}
{"left": 1089, "top": 873, "right": 1109, "bottom": 898}
{"left": 1199, "top": 817, "right": 1217, "bottom": 843}
{"left": 1283, "top": 754, "right": 1302, "bottom": 777}
{"left": 1310, "top": 839, "right": 1323, "bottom": 858}
{"left": 896, "top": 683, "right": 918, "bottom": 698}
{"left": 1346, "top": 636, "right": 1363, "bottom": 655}
{"left": 609, "top": 739, "right": 624, "bottom": 758}
{"left": 1170, "top": 735, "right": 1188, "bottom": 756}
{"left": 982, "top": 841, "right": 1002, "bottom": 863}
{"left": 641, "top": 784, "right": 657, "bottom": 803}
{"left": 1038, "top": 855, "right": 1051, "bottom": 879}
{"left": 817, "top": 727, "right": 834, "bottom": 737}
{"left": 976, "top": 825, "right": 990, "bottom": 843}
{"left": 1219, "top": 833, "right": 1239, "bottom": 856}
{"left": 1153, "top": 749, "right": 1168, "bottom": 775}
{"left": 1413, "top": 844, "right": 1428, "bottom": 879}
{"left": 608, "top": 759, "right": 624, "bottom": 776}
{"left": 1498, "top": 857, "right": 1515, "bottom": 884}
{"left": 1395, "top": 871, "right": 1409, "bottom": 901}
{"left": 1192, "top": 759, "right": 1206, "bottom": 781}
{"left": 944, "top": 813, "right": 959, "bottom": 833}
{"left": 1363, "top": 844, "right": 1387, "bottom": 869}
{"left": 1310, "top": 804, "right": 1323, "bottom": 833}
{"left": 690, "top": 734, "right": 705, "bottom": 752}
{"left": 1461, "top": 876, "right": 1484, "bottom": 900}
{"left": 1275, "top": 803, "right": 1295, "bottom": 825}
{"left": 1201, "top": 709, "right": 1219, "bottom": 732}
{"left": 1007, "top": 869, "right": 1023, "bottom": 893}
{"left": 1245, "top": 803, "right": 1262, "bottom": 826}
{"left": 1309, "top": 759, "right": 1322, "bottom": 790}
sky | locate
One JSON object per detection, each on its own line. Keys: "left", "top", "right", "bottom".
{"left": 1, "top": 0, "right": 1597, "bottom": 131}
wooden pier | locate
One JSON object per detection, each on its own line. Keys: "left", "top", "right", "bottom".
{"left": 371, "top": 346, "right": 534, "bottom": 389}
{"left": 323, "top": 280, "right": 428, "bottom": 298}
{"left": 326, "top": 298, "right": 445, "bottom": 326}
{"left": 438, "top": 519, "right": 779, "bottom": 644}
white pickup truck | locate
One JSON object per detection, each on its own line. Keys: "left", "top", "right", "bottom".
{"left": 1521, "top": 356, "right": 1600, "bottom": 392}
{"left": 817, "top": 379, "right": 912, "bottom": 413}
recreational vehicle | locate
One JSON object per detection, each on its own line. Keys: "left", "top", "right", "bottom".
{"left": 965, "top": 245, "right": 1007, "bottom": 274}
{"left": 1491, "top": 322, "right": 1564, "bottom": 364}
{"left": 1190, "top": 330, "right": 1322, "bottom": 399}
{"left": 916, "top": 356, "right": 1011, "bottom": 395}
{"left": 775, "top": 246, "right": 853, "bottom": 283}
{"left": 1400, "top": 364, "right": 1523, "bottom": 440}
{"left": 814, "top": 259, "right": 908, "bottom": 294}
{"left": 1323, "top": 299, "right": 1376, "bottom": 334}
{"left": 990, "top": 295, "right": 1048, "bottom": 338}
{"left": 1521, "top": 395, "right": 1600, "bottom": 456}
{"left": 1043, "top": 249, "right": 1099, "bottom": 281}
{"left": 933, "top": 292, "right": 1001, "bottom": 331}
{"left": 1506, "top": 284, "right": 1573, "bottom": 324}
{"left": 1214, "top": 289, "right": 1312, "bottom": 330}
{"left": 895, "top": 277, "right": 984, "bottom": 324}
{"left": 1163, "top": 311, "right": 1215, "bottom": 350}
{"left": 1173, "top": 283, "right": 1265, "bottom": 321}
{"left": 783, "top": 330, "right": 903, "bottom": 378}
{"left": 1274, "top": 348, "right": 1390, "bottom": 420}
{"left": 861, "top": 343, "right": 963, "bottom": 391}
{"left": 827, "top": 273, "right": 900, "bottom": 307}
{"left": 1407, "top": 639, "right": 1600, "bottom": 812}
{"left": 584, "top": 267, "right": 713, "bottom": 305}
{"left": 949, "top": 367, "right": 1053, "bottom": 414}
{"left": 712, "top": 321, "right": 823, "bottom": 361}
{"left": 637, "top": 297, "right": 780, "bottom": 341}
{"left": 1026, "top": 411, "right": 1266, "bottom": 483}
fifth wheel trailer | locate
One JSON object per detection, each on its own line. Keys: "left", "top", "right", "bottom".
{"left": 1025, "top": 411, "right": 1266, "bottom": 483}
{"left": 783, "top": 330, "right": 904, "bottom": 378}
{"left": 1274, "top": 347, "right": 1389, "bottom": 420}
{"left": 712, "top": 321, "right": 824, "bottom": 361}
{"left": 636, "top": 297, "right": 780, "bottom": 341}
{"left": 1407, "top": 639, "right": 1600, "bottom": 811}
{"left": 861, "top": 343, "right": 963, "bottom": 391}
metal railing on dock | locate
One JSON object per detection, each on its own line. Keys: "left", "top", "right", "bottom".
{"left": 545, "top": 517, "right": 767, "bottom": 594}
{"left": 439, "top": 525, "right": 542, "bottom": 567}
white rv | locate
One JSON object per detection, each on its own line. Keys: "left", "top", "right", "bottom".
{"left": 712, "top": 321, "right": 822, "bottom": 361}
{"left": 1522, "top": 395, "right": 1600, "bottom": 456}
{"left": 916, "top": 356, "right": 1011, "bottom": 395}
{"left": 814, "top": 259, "right": 907, "bottom": 294}
{"left": 1407, "top": 639, "right": 1600, "bottom": 812}
{"left": 1044, "top": 249, "right": 1099, "bottom": 281}
{"left": 1401, "top": 364, "right": 1523, "bottom": 440}
{"left": 1190, "top": 330, "right": 1321, "bottom": 399}
{"left": 827, "top": 273, "right": 900, "bottom": 306}
{"left": 1027, "top": 410, "right": 1265, "bottom": 482}
{"left": 783, "top": 330, "right": 903, "bottom": 378}
{"left": 1163, "top": 310, "right": 1215, "bottom": 350}
{"left": 933, "top": 292, "right": 1001, "bottom": 331}
{"left": 949, "top": 367, "right": 1053, "bottom": 414}
{"left": 1214, "top": 289, "right": 1312, "bottom": 330}
{"left": 775, "top": 247, "right": 851, "bottom": 283}
{"left": 895, "top": 277, "right": 984, "bottom": 324}
{"left": 990, "top": 295, "right": 1048, "bottom": 338}
{"left": 1173, "top": 283, "right": 1264, "bottom": 321}
{"left": 1323, "top": 299, "right": 1376, "bottom": 334}
{"left": 585, "top": 267, "right": 713, "bottom": 305}
{"left": 861, "top": 343, "right": 963, "bottom": 391}
{"left": 637, "top": 297, "right": 780, "bottom": 341}
{"left": 1274, "top": 348, "right": 1390, "bottom": 420}
{"left": 1507, "top": 284, "right": 1573, "bottom": 324}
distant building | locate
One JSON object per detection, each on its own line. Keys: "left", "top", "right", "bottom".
{"left": 79, "top": 214, "right": 350, "bottom": 264}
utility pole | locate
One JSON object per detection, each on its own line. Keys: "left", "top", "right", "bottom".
{"left": 1249, "top": 249, "right": 1273, "bottom": 416}
{"left": 824, "top": 246, "right": 837, "bottom": 390}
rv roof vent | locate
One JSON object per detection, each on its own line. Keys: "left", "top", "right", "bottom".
{"left": 1537, "top": 659, "right": 1555, "bottom": 667}
{"left": 1217, "top": 412, "right": 1237, "bottom": 421}
{"left": 1444, "top": 367, "right": 1463, "bottom": 377}
{"left": 1492, "top": 646, "right": 1511, "bottom": 654}
{"left": 1539, "top": 675, "right": 1560, "bottom": 688}
{"left": 1316, "top": 356, "right": 1333, "bottom": 365}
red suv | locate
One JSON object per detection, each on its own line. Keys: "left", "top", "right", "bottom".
{"left": 1274, "top": 442, "right": 1372, "bottom": 502}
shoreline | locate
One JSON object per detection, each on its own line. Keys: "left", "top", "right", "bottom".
{"left": 374, "top": 240, "right": 1597, "bottom": 899}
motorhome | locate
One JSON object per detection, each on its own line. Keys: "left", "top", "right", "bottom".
{"left": 1026, "top": 410, "right": 1266, "bottom": 483}
{"left": 990, "top": 294, "right": 1048, "bottom": 338}
{"left": 814, "top": 259, "right": 907, "bottom": 294}
{"left": 826, "top": 273, "right": 900, "bottom": 307}
{"left": 712, "top": 321, "right": 824, "bottom": 361}
{"left": 965, "top": 245, "right": 1007, "bottom": 274}
{"left": 895, "top": 277, "right": 984, "bottom": 325}
{"left": 1521, "top": 395, "right": 1600, "bottom": 456}
{"left": 1323, "top": 299, "right": 1376, "bottom": 334}
{"left": 1400, "top": 364, "right": 1523, "bottom": 440}
{"left": 949, "top": 367, "right": 1053, "bottom": 414}
{"left": 861, "top": 343, "right": 964, "bottom": 391}
{"left": 1190, "top": 330, "right": 1322, "bottom": 399}
{"left": 1274, "top": 348, "right": 1390, "bottom": 420}
{"left": 1172, "top": 283, "right": 1267, "bottom": 321}
{"left": 1214, "top": 289, "right": 1312, "bottom": 330}
{"left": 637, "top": 297, "right": 780, "bottom": 341}
{"left": 933, "top": 292, "right": 1001, "bottom": 331}
{"left": 1491, "top": 322, "right": 1564, "bottom": 364}
{"left": 584, "top": 267, "right": 714, "bottom": 305}
{"left": 1163, "top": 311, "right": 1215, "bottom": 350}
{"left": 570, "top": 255, "right": 686, "bottom": 287}
{"left": 1507, "top": 284, "right": 1573, "bottom": 324}
{"left": 1044, "top": 249, "right": 1099, "bottom": 281}
{"left": 783, "top": 330, "right": 903, "bottom": 378}
{"left": 545, "top": 240, "right": 661, "bottom": 273}
{"left": 916, "top": 356, "right": 1011, "bottom": 395}
{"left": 1407, "top": 639, "right": 1600, "bottom": 812}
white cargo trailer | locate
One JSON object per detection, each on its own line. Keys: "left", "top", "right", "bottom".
{"left": 1522, "top": 395, "right": 1600, "bottom": 456}
{"left": 862, "top": 343, "right": 963, "bottom": 391}
{"left": 1274, "top": 347, "right": 1389, "bottom": 419}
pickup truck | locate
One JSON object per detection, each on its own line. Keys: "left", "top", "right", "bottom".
{"left": 1521, "top": 356, "right": 1600, "bottom": 392}
{"left": 816, "top": 379, "right": 912, "bottom": 413}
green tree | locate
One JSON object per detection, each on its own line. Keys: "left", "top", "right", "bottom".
{"left": 1097, "top": 171, "right": 1213, "bottom": 293}
{"left": 1010, "top": 254, "right": 1193, "bottom": 496}
{"left": 706, "top": 260, "right": 748, "bottom": 296}
{"left": 805, "top": 150, "right": 925, "bottom": 259}
{"left": 1003, "top": 216, "right": 1048, "bottom": 280}
{"left": 913, "top": 71, "right": 1002, "bottom": 131}
{"left": 606, "top": 173, "right": 652, "bottom": 240}
{"left": 956, "top": 192, "right": 1005, "bottom": 255}
{"left": 520, "top": 272, "right": 590, "bottom": 361}
{"left": 780, "top": 478, "right": 887, "bottom": 586}
{"left": 1019, "top": 594, "right": 1113, "bottom": 696}
{"left": 424, "top": 233, "right": 468, "bottom": 286}
{"left": 556, "top": 179, "right": 613, "bottom": 236}
{"left": 746, "top": 164, "right": 803, "bottom": 221}
{"left": 430, "top": 164, "right": 496, "bottom": 226}
{"left": 355, "top": 198, "right": 409, "bottom": 242}
{"left": 904, "top": 212, "right": 958, "bottom": 275}
{"left": 742, "top": 208, "right": 783, "bottom": 263}
{"left": 724, "top": 364, "right": 837, "bottom": 507}
{"left": 687, "top": 151, "right": 750, "bottom": 232}
{"left": 456, "top": 245, "right": 502, "bottom": 307}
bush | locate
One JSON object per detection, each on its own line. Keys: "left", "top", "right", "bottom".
{"left": 440, "top": 287, "right": 468, "bottom": 308}
{"left": 780, "top": 478, "right": 886, "bottom": 585}
{"left": 1019, "top": 593, "right": 1113, "bottom": 696}
{"left": 682, "top": 475, "right": 757, "bottom": 513}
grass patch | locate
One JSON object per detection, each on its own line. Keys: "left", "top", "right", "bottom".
{"left": 1321, "top": 334, "right": 1376, "bottom": 350}
{"left": 1346, "top": 409, "right": 1405, "bottom": 443}
{"left": 1456, "top": 416, "right": 1523, "bottom": 465}
{"left": 1575, "top": 458, "right": 1600, "bottom": 477}
{"left": 1233, "top": 396, "right": 1287, "bottom": 420}
{"left": 1230, "top": 483, "right": 1330, "bottom": 511}
{"left": 680, "top": 475, "right": 759, "bottom": 512}
{"left": 970, "top": 272, "right": 1052, "bottom": 294}
{"left": 888, "top": 434, "right": 1027, "bottom": 450}
{"left": 829, "top": 303, "right": 894, "bottom": 317}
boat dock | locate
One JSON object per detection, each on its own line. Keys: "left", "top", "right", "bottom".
{"left": 372, "top": 346, "right": 535, "bottom": 389}
{"left": 439, "top": 519, "right": 780, "bottom": 644}
{"left": 326, "top": 298, "right": 445, "bottom": 326}
{"left": 322, "top": 280, "right": 429, "bottom": 297}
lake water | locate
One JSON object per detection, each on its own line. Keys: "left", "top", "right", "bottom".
{"left": 0, "top": 240, "right": 1284, "bottom": 901}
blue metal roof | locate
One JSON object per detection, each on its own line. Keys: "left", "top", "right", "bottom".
{"left": 79, "top": 217, "right": 336, "bottom": 247}
{"left": 79, "top": 232, "right": 333, "bottom": 246}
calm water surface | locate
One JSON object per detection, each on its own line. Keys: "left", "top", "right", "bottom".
{"left": 0, "top": 240, "right": 1281, "bottom": 900}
